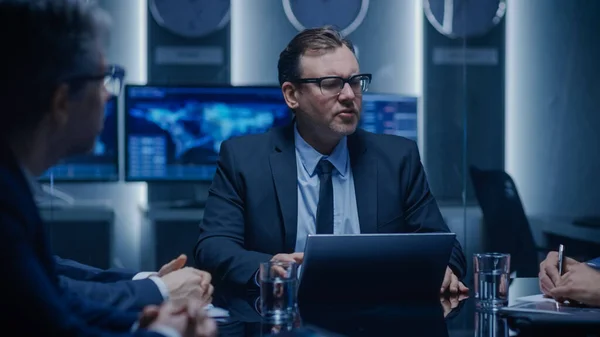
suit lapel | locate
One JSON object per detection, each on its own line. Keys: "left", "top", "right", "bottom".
{"left": 269, "top": 125, "right": 298, "bottom": 253}
{"left": 349, "top": 130, "right": 378, "bottom": 234}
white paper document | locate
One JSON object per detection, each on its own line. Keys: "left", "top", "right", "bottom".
{"left": 505, "top": 294, "right": 600, "bottom": 316}
{"left": 514, "top": 294, "right": 557, "bottom": 304}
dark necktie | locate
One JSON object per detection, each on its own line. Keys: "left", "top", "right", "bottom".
{"left": 316, "top": 159, "right": 334, "bottom": 234}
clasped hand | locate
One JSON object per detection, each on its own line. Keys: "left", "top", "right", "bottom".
{"left": 271, "top": 254, "right": 469, "bottom": 295}
{"left": 138, "top": 299, "right": 217, "bottom": 337}
{"left": 159, "top": 254, "right": 214, "bottom": 306}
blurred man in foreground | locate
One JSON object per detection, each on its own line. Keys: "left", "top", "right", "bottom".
{"left": 0, "top": 1, "right": 216, "bottom": 336}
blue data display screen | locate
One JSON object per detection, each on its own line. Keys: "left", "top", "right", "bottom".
{"left": 39, "top": 98, "right": 119, "bottom": 182}
{"left": 125, "top": 86, "right": 291, "bottom": 181}
{"left": 360, "top": 93, "right": 418, "bottom": 142}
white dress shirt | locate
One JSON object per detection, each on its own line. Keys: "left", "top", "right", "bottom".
{"left": 293, "top": 124, "right": 361, "bottom": 253}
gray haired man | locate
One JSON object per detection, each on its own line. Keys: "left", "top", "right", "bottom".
{"left": 0, "top": 1, "right": 216, "bottom": 336}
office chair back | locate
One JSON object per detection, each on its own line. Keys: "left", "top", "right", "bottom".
{"left": 469, "top": 166, "right": 540, "bottom": 277}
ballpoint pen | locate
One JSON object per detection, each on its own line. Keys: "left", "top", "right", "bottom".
{"left": 558, "top": 244, "right": 565, "bottom": 276}
{"left": 555, "top": 244, "right": 565, "bottom": 310}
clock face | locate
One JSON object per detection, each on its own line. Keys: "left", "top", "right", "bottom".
{"left": 150, "top": 0, "right": 230, "bottom": 38}
{"left": 282, "top": 0, "right": 369, "bottom": 36}
{"left": 424, "top": 0, "right": 506, "bottom": 38}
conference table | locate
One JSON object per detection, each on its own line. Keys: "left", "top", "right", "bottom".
{"left": 211, "top": 278, "right": 569, "bottom": 337}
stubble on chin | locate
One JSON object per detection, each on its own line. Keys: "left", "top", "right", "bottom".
{"left": 330, "top": 115, "right": 359, "bottom": 136}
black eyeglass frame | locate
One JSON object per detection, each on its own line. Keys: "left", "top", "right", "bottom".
{"left": 61, "top": 64, "right": 126, "bottom": 96}
{"left": 293, "top": 73, "right": 372, "bottom": 96}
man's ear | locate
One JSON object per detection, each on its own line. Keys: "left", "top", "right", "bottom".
{"left": 50, "top": 83, "right": 71, "bottom": 127}
{"left": 281, "top": 82, "right": 300, "bottom": 110}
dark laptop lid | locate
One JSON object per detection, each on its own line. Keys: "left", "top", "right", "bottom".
{"left": 298, "top": 233, "right": 456, "bottom": 307}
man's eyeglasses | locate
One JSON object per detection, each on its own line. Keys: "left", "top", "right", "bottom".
{"left": 64, "top": 64, "right": 126, "bottom": 97}
{"left": 102, "top": 64, "right": 125, "bottom": 96}
{"left": 295, "top": 73, "right": 372, "bottom": 97}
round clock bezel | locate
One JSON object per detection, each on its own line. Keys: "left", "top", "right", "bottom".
{"left": 423, "top": 0, "right": 506, "bottom": 39}
{"left": 149, "top": 0, "right": 231, "bottom": 38}
{"left": 282, "top": 0, "right": 370, "bottom": 37}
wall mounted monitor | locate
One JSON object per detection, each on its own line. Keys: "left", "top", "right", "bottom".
{"left": 124, "top": 85, "right": 292, "bottom": 182}
{"left": 360, "top": 93, "right": 418, "bottom": 142}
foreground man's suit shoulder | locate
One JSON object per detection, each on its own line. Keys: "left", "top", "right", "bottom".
{"left": 195, "top": 124, "right": 466, "bottom": 286}
{"left": 0, "top": 148, "right": 168, "bottom": 337}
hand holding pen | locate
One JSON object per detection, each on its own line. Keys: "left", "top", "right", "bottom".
{"left": 538, "top": 247, "right": 579, "bottom": 296}
{"left": 550, "top": 259, "right": 600, "bottom": 307}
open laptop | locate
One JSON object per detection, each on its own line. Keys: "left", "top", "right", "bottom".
{"left": 297, "top": 233, "right": 456, "bottom": 308}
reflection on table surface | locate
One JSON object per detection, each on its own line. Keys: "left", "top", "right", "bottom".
{"left": 212, "top": 278, "right": 545, "bottom": 337}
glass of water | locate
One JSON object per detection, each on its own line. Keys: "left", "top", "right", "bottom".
{"left": 259, "top": 261, "right": 298, "bottom": 320}
{"left": 473, "top": 253, "right": 510, "bottom": 309}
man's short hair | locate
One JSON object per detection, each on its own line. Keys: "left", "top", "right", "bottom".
{"left": 277, "top": 25, "right": 355, "bottom": 86}
{"left": 0, "top": 0, "right": 111, "bottom": 138}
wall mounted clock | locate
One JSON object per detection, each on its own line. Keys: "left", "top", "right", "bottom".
{"left": 149, "top": 0, "right": 230, "bottom": 38}
{"left": 282, "top": 0, "right": 369, "bottom": 36}
{"left": 423, "top": 0, "right": 506, "bottom": 38}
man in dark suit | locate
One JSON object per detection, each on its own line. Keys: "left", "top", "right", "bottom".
{"left": 0, "top": 1, "right": 215, "bottom": 336}
{"left": 55, "top": 254, "right": 213, "bottom": 312}
{"left": 195, "top": 26, "right": 467, "bottom": 294}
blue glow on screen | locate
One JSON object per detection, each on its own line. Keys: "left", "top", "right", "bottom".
{"left": 125, "top": 86, "right": 291, "bottom": 181}
{"left": 360, "top": 93, "right": 418, "bottom": 142}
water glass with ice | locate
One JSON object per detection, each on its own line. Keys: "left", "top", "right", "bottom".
{"left": 473, "top": 253, "right": 510, "bottom": 309}
{"left": 259, "top": 261, "right": 298, "bottom": 320}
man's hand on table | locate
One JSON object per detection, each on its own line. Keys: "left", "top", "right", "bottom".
{"left": 159, "top": 254, "right": 214, "bottom": 306}
{"left": 269, "top": 253, "right": 304, "bottom": 278}
{"left": 441, "top": 293, "right": 469, "bottom": 317}
{"left": 271, "top": 253, "right": 304, "bottom": 264}
{"left": 138, "top": 298, "right": 217, "bottom": 337}
{"left": 440, "top": 267, "right": 469, "bottom": 295}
